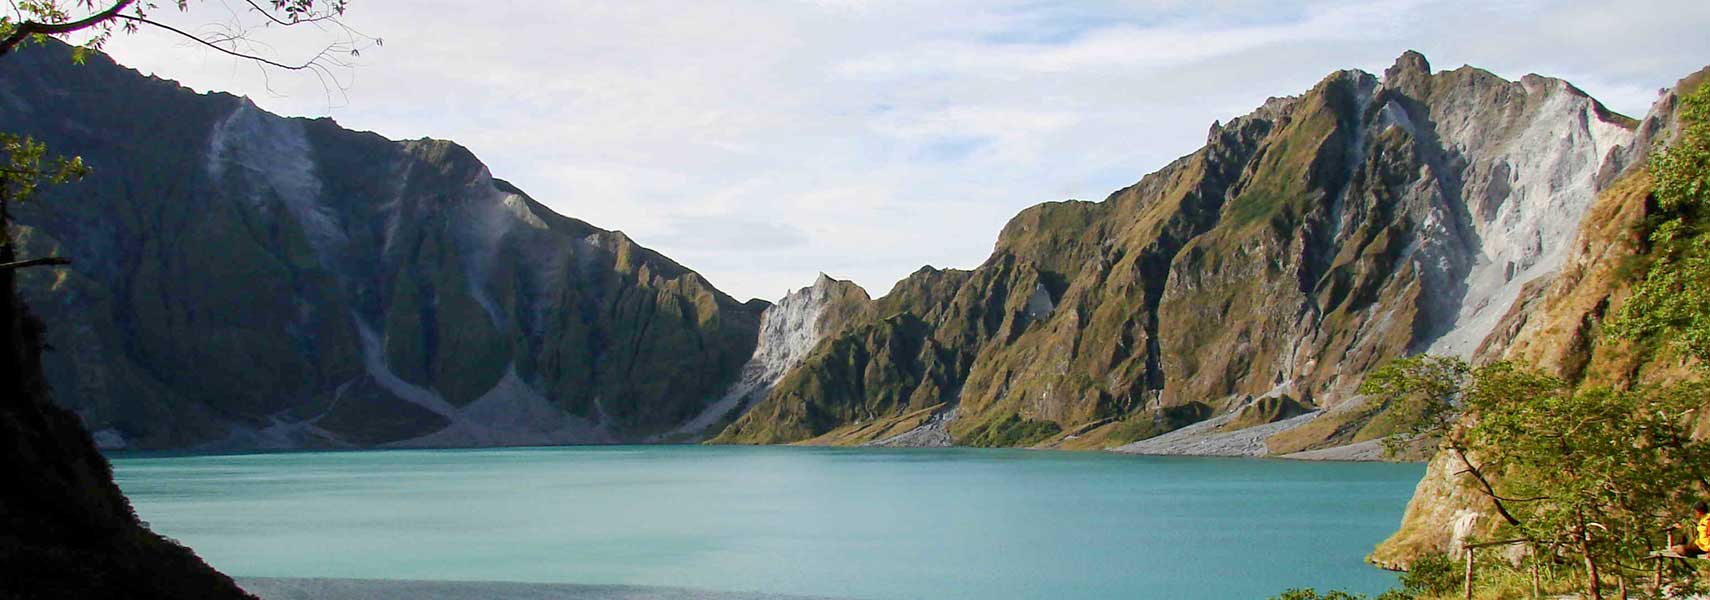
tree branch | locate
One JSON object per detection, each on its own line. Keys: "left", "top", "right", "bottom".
{"left": 1463, "top": 537, "right": 1534, "bottom": 549}
{"left": 0, "top": 256, "right": 70, "bottom": 271}
{"left": 112, "top": 14, "right": 324, "bottom": 71}
{"left": 1453, "top": 446, "right": 1526, "bottom": 526}
{"left": 240, "top": 0, "right": 338, "bottom": 27}
{"left": 1450, "top": 470, "right": 1550, "bottom": 502}
{"left": 0, "top": 0, "right": 135, "bottom": 57}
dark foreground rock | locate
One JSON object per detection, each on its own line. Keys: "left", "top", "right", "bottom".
{"left": 0, "top": 260, "right": 251, "bottom": 598}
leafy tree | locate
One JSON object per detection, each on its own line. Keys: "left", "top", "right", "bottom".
{"left": 1395, "top": 552, "right": 1458, "bottom": 597}
{"left": 1360, "top": 355, "right": 1470, "bottom": 457}
{"left": 1, "top": 1, "right": 366, "bottom": 64}
{"left": 0, "top": 134, "right": 86, "bottom": 268}
{"left": 1608, "top": 80, "right": 1710, "bottom": 361}
{"left": 1363, "top": 358, "right": 1710, "bottom": 599}
{"left": 1467, "top": 370, "right": 1707, "bottom": 599}
{"left": 1360, "top": 355, "right": 1532, "bottom": 528}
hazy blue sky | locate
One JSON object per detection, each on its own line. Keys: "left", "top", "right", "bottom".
{"left": 98, "top": 0, "right": 1710, "bottom": 302}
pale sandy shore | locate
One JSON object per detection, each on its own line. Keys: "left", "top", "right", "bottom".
{"left": 1110, "top": 410, "right": 1323, "bottom": 457}
{"left": 1281, "top": 438, "right": 1389, "bottom": 461}
{"left": 238, "top": 578, "right": 851, "bottom": 600}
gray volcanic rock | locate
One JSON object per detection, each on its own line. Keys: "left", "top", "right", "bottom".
{"left": 1115, "top": 411, "right": 1323, "bottom": 457}
{"left": 663, "top": 273, "right": 869, "bottom": 441}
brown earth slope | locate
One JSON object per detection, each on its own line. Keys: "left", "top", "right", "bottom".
{"left": 717, "top": 52, "right": 1637, "bottom": 454}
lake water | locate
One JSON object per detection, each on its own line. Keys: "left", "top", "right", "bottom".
{"left": 111, "top": 446, "right": 1423, "bottom": 600}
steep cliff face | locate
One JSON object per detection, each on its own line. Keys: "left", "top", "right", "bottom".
{"left": 720, "top": 52, "right": 1636, "bottom": 450}
{"left": 2, "top": 42, "right": 763, "bottom": 450}
{"left": 1371, "top": 67, "right": 1710, "bottom": 568}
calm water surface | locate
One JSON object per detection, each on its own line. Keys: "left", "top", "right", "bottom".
{"left": 112, "top": 446, "right": 1423, "bottom": 600}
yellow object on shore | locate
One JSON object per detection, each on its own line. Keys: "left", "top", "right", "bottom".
{"left": 1698, "top": 514, "right": 1709, "bottom": 552}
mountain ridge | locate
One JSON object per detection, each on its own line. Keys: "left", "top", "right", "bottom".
{"left": 3, "top": 40, "right": 764, "bottom": 450}
{"left": 2, "top": 42, "right": 1683, "bottom": 465}
{"left": 713, "top": 50, "right": 1644, "bottom": 456}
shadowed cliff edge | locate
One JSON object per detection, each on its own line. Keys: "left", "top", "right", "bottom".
{"left": 0, "top": 250, "right": 252, "bottom": 597}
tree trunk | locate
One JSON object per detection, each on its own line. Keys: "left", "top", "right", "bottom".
{"left": 1539, "top": 553, "right": 1552, "bottom": 600}
{"left": 1464, "top": 547, "right": 1475, "bottom": 600}
{"left": 1655, "top": 533, "right": 1671, "bottom": 594}
{"left": 2, "top": 197, "right": 14, "bottom": 269}
{"left": 1453, "top": 446, "right": 1524, "bottom": 526}
{"left": 1579, "top": 521, "right": 1603, "bottom": 600}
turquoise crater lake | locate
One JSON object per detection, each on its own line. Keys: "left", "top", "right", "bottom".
{"left": 111, "top": 446, "right": 1423, "bottom": 600}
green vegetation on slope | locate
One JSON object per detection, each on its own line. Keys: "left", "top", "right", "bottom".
{"left": 961, "top": 413, "right": 1063, "bottom": 448}
{"left": 1267, "top": 552, "right": 1601, "bottom": 600}
{"left": 722, "top": 54, "right": 1564, "bottom": 451}
{"left": 1608, "top": 79, "right": 1710, "bottom": 365}
{"left": 3, "top": 42, "right": 764, "bottom": 448}
{"left": 1221, "top": 395, "right": 1310, "bottom": 431}
{"left": 1102, "top": 402, "right": 1212, "bottom": 446}
{"left": 714, "top": 309, "right": 962, "bottom": 444}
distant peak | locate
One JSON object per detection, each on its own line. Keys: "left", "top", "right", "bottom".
{"left": 810, "top": 273, "right": 867, "bottom": 297}
{"left": 1386, "top": 50, "right": 1431, "bottom": 80}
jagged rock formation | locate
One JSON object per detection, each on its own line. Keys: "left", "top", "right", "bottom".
{"left": 2, "top": 42, "right": 764, "bottom": 450}
{"left": 1, "top": 245, "right": 251, "bottom": 598}
{"left": 718, "top": 51, "right": 1637, "bottom": 452}
{"left": 665, "top": 274, "right": 868, "bottom": 441}
{"left": 1371, "top": 67, "right": 1710, "bottom": 568}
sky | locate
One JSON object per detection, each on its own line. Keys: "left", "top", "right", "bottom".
{"left": 92, "top": 0, "right": 1710, "bottom": 302}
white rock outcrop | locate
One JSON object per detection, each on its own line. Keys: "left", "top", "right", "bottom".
{"left": 1422, "top": 77, "right": 1634, "bottom": 357}
{"left": 666, "top": 274, "right": 862, "bottom": 440}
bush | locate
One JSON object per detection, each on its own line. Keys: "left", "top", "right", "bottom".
{"left": 961, "top": 413, "right": 1062, "bottom": 447}
{"left": 1104, "top": 402, "right": 1211, "bottom": 445}
{"left": 1397, "top": 553, "right": 1458, "bottom": 596}
{"left": 1268, "top": 589, "right": 1371, "bottom": 600}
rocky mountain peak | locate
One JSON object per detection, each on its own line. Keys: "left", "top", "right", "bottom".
{"left": 1384, "top": 49, "right": 1432, "bottom": 83}
{"left": 676, "top": 272, "right": 872, "bottom": 442}
{"left": 717, "top": 48, "right": 1653, "bottom": 453}
{"left": 400, "top": 137, "right": 489, "bottom": 183}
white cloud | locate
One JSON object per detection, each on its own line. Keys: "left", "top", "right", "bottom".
{"left": 89, "top": 0, "right": 1710, "bottom": 302}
